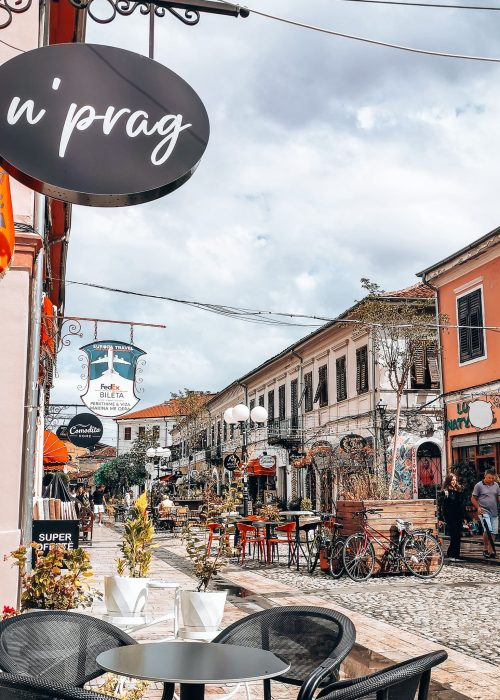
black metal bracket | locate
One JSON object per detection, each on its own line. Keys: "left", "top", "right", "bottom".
{"left": 66, "top": 0, "right": 249, "bottom": 26}
{"left": 0, "top": 0, "right": 33, "bottom": 31}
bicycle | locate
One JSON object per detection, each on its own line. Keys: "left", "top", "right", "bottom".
{"left": 342, "top": 508, "right": 444, "bottom": 582}
{"left": 307, "top": 513, "right": 345, "bottom": 578}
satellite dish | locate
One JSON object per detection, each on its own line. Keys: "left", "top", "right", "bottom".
{"left": 468, "top": 400, "right": 494, "bottom": 429}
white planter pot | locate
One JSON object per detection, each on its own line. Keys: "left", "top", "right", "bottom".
{"left": 104, "top": 575, "right": 149, "bottom": 615}
{"left": 180, "top": 590, "right": 227, "bottom": 640}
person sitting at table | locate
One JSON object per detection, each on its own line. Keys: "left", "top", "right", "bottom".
{"left": 158, "top": 495, "right": 174, "bottom": 516}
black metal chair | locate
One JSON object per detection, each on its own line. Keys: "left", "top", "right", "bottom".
{"left": 0, "top": 611, "right": 136, "bottom": 687}
{"left": 315, "top": 650, "right": 448, "bottom": 700}
{"left": 0, "top": 674, "right": 111, "bottom": 699}
{"left": 213, "top": 605, "right": 356, "bottom": 700}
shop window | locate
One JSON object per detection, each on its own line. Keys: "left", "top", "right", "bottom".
{"left": 336, "top": 356, "right": 347, "bottom": 402}
{"left": 304, "top": 371, "right": 313, "bottom": 412}
{"left": 356, "top": 345, "right": 369, "bottom": 394}
{"left": 124, "top": 427, "right": 131, "bottom": 441}
{"left": 457, "top": 288, "right": 485, "bottom": 363}
{"left": 314, "top": 365, "right": 328, "bottom": 407}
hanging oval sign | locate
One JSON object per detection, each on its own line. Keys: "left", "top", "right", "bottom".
{"left": 67, "top": 412, "right": 104, "bottom": 448}
{"left": 0, "top": 43, "right": 210, "bottom": 207}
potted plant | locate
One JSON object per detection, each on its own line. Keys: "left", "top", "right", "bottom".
{"left": 104, "top": 492, "right": 156, "bottom": 617}
{"left": 180, "top": 522, "right": 232, "bottom": 639}
{"left": 8, "top": 543, "right": 98, "bottom": 611}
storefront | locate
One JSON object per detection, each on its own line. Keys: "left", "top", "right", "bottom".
{"left": 446, "top": 395, "right": 500, "bottom": 478}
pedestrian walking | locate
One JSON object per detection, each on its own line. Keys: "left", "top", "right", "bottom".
{"left": 438, "top": 473, "right": 463, "bottom": 560}
{"left": 92, "top": 484, "right": 107, "bottom": 526}
{"left": 471, "top": 469, "right": 500, "bottom": 559}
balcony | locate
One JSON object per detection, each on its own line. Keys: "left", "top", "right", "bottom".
{"left": 267, "top": 417, "right": 303, "bottom": 447}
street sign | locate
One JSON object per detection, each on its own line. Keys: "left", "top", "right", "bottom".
{"left": 224, "top": 454, "right": 240, "bottom": 472}
{"left": 0, "top": 43, "right": 210, "bottom": 206}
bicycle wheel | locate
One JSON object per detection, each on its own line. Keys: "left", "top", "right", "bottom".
{"left": 328, "top": 538, "right": 345, "bottom": 578}
{"left": 342, "top": 534, "right": 375, "bottom": 582}
{"left": 402, "top": 530, "right": 444, "bottom": 578}
{"left": 307, "top": 534, "right": 322, "bottom": 574}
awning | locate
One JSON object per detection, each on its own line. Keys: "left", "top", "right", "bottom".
{"left": 43, "top": 430, "right": 69, "bottom": 468}
{"left": 40, "top": 297, "right": 56, "bottom": 358}
{"left": 452, "top": 430, "right": 500, "bottom": 448}
{"left": 0, "top": 170, "right": 14, "bottom": 278}
{"left": 246, "top": 458, "right": 276, "bottom": 476}
{"left": 159, "top": 474, "right": 173, "bottom": 482}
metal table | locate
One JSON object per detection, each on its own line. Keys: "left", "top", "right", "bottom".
{"left": 279, "top": 511, "right": 318, "bottom": 570}
{"left": 97, "top": 640, "right": 290, "bottom": 700}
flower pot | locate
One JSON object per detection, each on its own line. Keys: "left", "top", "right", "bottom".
{"left": 179, "top": 590, "right": 227, "bottom": 640}
{"left": 104, "top": 575, "right": 149, "bottom": 615}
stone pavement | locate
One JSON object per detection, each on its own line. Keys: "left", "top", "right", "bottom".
{"left": 85, "top": 523, "right": 500, "bottom": 700}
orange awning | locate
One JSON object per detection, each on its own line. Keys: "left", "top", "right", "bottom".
{"left": 41, "top": 297, "right": 56, "bottom": 358}
{"left": 43, "top": 430, "right": 69, "bottom": 468}
{"left": 0, "top": 170, "right": 14, "bottom": 278}
{"left": 246, "top": 458, "right": 276, "bottom": 477}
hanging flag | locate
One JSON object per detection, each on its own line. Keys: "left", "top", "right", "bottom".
{"left": 0, "top": 169, "right": 14, "bottom": 279}
{"left": 79, "top": 340, "right": 146, "bottom": 417}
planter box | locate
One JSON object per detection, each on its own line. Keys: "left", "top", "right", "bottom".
{"left": 336, "top": 499, "right": 437, "bottom": 574}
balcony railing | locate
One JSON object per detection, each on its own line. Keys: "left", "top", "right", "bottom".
{"left": 267, "top": 416, "right": 303, "bottom": 446}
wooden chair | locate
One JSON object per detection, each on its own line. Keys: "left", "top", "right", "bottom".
{"left": 78, "top": 506, "right": 94, "bottom": 545}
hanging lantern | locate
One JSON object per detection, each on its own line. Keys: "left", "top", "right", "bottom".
{"left": 0, "top": 170, "right": 14, "bottom": 279}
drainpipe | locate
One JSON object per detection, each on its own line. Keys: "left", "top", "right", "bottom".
{"left": 420, "top": 276, "right": 447, "bottom": 475}
{"left": 20, "top": 194, "right": 45, "bottom": 555}
{"left": 291, "top": 349, "right": 304, "bottom": 506}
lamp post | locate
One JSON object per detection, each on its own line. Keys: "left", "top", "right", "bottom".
{"left": 376, "top": 399, "right": 389, "bottom": 477}
{"left": 223, "top": 403, "right": 268, "bottom": 516}
{"left": 146, "top": 447, "right": 172, "bottom": 481}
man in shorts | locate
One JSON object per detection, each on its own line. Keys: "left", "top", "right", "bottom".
{"left": 471, "top": 470, "right": 500, "bottom": 558}
{"left": 92, "top": 484, "right": 107, "bottom": 526}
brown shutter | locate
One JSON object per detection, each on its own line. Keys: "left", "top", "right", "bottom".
{"left": 413, "top": 343, "right": 426, "bottom": 384}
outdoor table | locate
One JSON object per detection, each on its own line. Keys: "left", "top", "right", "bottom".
{"left": 97, "top": 640, "right": 290, "bottom": 700}
{"left": 279, "top": 511, "right": 318, "bottom": 570}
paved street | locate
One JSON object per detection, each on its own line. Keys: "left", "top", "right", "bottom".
{"left": 85, "top": 524, "right": 500, "bottom": 700}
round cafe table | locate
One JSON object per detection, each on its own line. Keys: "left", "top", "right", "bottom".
{"left": 97, "top": 641, "right": 290, "bottom": 700}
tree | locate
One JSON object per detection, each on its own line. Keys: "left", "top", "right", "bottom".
{"left": 94, "top": 428, "right": 159, "bottom": 492}
{"left": 170, "top": 389, "right": 212, "bottom": 458}
{"left": 355, "top": 279, "right": 441, "bottom": 497}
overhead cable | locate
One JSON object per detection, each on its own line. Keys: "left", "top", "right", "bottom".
{"left": 249, "top": 6, "right": 500, "bottom": 63}
{"left": 340, "top": 0, "right": 500, "bottom": 10}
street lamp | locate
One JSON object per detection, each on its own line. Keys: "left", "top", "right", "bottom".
{"left": 376, "top": 399, "right": 388, "bottom": 476}
{"left": 146, "top": 446, "right": 172, "bottom": 481}
{"left": 223, "top": 403, "right": 268, "bottom": 516}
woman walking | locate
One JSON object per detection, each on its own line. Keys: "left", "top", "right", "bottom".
{"left": 438, "top": 473, "right": 463, "bottom": 560}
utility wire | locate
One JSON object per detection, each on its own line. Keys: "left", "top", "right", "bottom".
{"left": 64, "top": 278, "right": 500, "bottom": 333}
{"left": 0, "top": 38, "right": 26, "bottom": 53}
{"left": 249, "top": 6, "right": 500, "bottom": 63}
{"left": 340, "top": 0, "right": 500, "bottom": 10}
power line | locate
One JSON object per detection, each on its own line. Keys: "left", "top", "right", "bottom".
{"left": 339, "top": 0, "right": 500, "bottom": 10}
{"left": 63, "top": 278, "right": 500, "bottom": 333}
{"left": 248, "top": 6, "right": 500, "bottom": 63}
{"left": 0, "top": 38, "right": 26, "bottom": 53}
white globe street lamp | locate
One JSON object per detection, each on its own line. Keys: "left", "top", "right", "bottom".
{"left": 250, "top": 406, "right": 268, "bottom": 423}
{"left": 223, "top": 407, "right": 237, "bottom": 424}
{"left": 232, "top": 403, "right": 250, "bottom": 422}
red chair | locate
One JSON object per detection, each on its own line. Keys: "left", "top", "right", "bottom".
{"left": 267, "top": 521, "right": 297, "bottom": 565}
{"left": 206, "top": 522, "right": 225, "bottom": 554}
{"left": 236, "top": 522, "right": 266, "bottom": 564}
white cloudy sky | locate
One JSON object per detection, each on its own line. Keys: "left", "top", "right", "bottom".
{"left": 52, "top": 0, "right": 500, "bottom": 443}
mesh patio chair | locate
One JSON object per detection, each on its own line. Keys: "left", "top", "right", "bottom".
{"left": 213, "top": 605, "right": 356, "bottom": 700}
{"left": 315, "top": 650, "right": 448, "bottom": 700}
{"left": 0, "top": 674, "right": 111, "bottom": 699}
{"left": 0, "top": 611, "right": 136, "bottom": 687}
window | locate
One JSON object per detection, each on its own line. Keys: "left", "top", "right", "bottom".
{"left": 217, "top": 420, "right": 221, "bottom": 445}
{"left": 223, "top": 421, "right": 227, "bottom": 442}
{"left": 291, "top": 378, "right": 298, "bottom": 428}
{"left": 356, "top": 345, "right": 369, "bottom": 394}
{"left": 152, "top": 425, "right": 160, "bottom": 440}
{"left": 457, "top": 288, "right": 485, "bottom": 363}
{"left": 138, "top": 426, "right": 145, "bottom": 437}
{"left": 124, "top": 427, "right": 131, "bottom": 441}
{"left": 249, "top": 398, "right": 255, "bottom": 427}
{"left": 278, "top": 385, "right": 286, "bottom": 420}
{"left": 304, "top": 371, "right": 313, "bottom": 412}
{"left": 336, "top": 356, "right": 347, "bottom": 401}
{"left": 411, "top": 343, "right": 440, "bottom": 389}
{"left": 211, "top": 424, "right": 215, "bottom": 446}
{"left": 314, "top": 365, "right": 328, "bottom": 407}
{"left": 258, "top": 394, "right": 265, "bottom": 407}
{"left": 267, "top": 390, "right": 275, "bottom": 422}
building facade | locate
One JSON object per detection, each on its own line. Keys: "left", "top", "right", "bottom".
{"left": 418, "top": 227, "right": 500, "bottom": 478}
{"left": 170, "top": 285, "right": 444, "bottom": 509}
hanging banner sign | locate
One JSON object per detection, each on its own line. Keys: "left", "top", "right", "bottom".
{"left": 80, "top": 340, "right": 146, "bottom": 417}
{"left": 67, "top": 412, "right": 103, "bottom": 448}
{"left": 259, "top": 455, "right": 276, "bottom": 468}
{"left": 224, "top": 453, "right": 240, "bottom": 472}
{"left": 0, "top": 43, "right": 210, "bottom": 207}
{"left": 0, "top": 169, "right": 14, "bottom": 278}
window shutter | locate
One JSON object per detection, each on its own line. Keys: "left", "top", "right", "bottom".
{"left": 356, "top": 349, "right": 361, "bottom": 393}
{"left": 427, "top": 345, "right": 440, "bottom": 384}
{"left": 413, "top": 343, "right": 426, "bottom": 384}
{"left": 458, "top": 289, "right": 484, "bottom": 363}
{"left": 258, "top": 395, "right": 265, "bottom": 407}
{"left": 457, "top": 295, "right": 471, "bottom": 362}
{"left": 336, "top": 356, "right": 347, "bottom": 401}
{"left": 249, "top": 398, "right": 255, "bottom": 427}
{"left": 304, "top": 372, "right": 313, "bottom": 412}
{"left": 291, "top": 379, "right": 298, "bottom": 416}
{"left": 267, "top": 390, "right": 275, "bottom": 422}
{"left": 278, "top": 385, "right": 286, "bottom": 420}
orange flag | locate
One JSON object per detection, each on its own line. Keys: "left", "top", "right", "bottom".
{"left": 0, "top": 169, "right": 14, "bottom": 279}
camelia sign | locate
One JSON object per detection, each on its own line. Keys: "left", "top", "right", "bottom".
{"left": 80, "top": 340, "right": 145, "bottom": 417}
{"left": 0, "top": 44, "right": 210, "bottom": 206}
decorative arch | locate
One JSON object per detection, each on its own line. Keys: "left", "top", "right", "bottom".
{"left": 416, "top": 440, "right": 442, "bottom": 498}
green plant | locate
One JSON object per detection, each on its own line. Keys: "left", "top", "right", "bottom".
{"left": 116, "top": 492, "right": 156, "bottom": 578}
{"left": 182, "top": 523, "right": 232, "bottom": 592}
{"left": 8, "top": 543, "right": 98, "bottom": 610}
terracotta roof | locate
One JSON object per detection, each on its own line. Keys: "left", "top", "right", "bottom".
{"left": 381, "top": 283, "right": 434, "bottom": 299}
{"left": 114, "top": 395, "right": 214, "bottom": 422}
